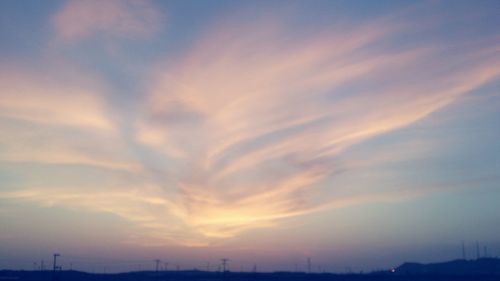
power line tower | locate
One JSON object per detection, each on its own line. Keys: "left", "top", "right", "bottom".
{"left": 154, "top": 259, "right": 161, "bottom": 272}
{"left": 52, "top": 254, "right": 60, "bottom": 272}
{"left": 221, "top": 258, "right": 229, "bottom": 272}
{"left": 52, "top": 253, "right": 60, "bottom": 281}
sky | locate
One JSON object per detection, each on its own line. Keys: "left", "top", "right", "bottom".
{"left": 0, "top": 0, "right": 499, "bottom": 273}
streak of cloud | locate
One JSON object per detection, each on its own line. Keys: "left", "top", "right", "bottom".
{"left": 133, "top": 15, "right": 499, "bottom": 239}
{"left": 0, "top": 67, "right": 113, "bottom": 130}
{"left": 1, "top": 5, "right": 499, "bottom": 246}
{"left": 0, "top": 66, "right": 140, "bottom": 172}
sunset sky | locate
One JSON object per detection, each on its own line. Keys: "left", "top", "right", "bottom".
{"left": 0, "top": 0, "right": 499, "bottom": 273}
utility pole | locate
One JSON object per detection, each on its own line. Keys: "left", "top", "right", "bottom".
{"left": 221, "top": 258, "right": 229, "bottom": 272}
{"left": 462, "top": 241, "right": 467, "bottom": 260}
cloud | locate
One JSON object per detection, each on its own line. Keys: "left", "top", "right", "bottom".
{"left": 52, "top": 0, "right": 163, "bottom": 41}
{"left": 0, "top": 66, "right": 141, "bottom": 172}
{"left": 1, "top": 7, "right": 499, "bottom": 246}
{"left": 133, "top": 15, "right": 499, "bottom": 240}
{"left": 0, "top": 68, "right": 113, "bottom": 130}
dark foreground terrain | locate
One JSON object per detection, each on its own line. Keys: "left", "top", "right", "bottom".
{"left": 2, "top": 258, "right": 500, "bottom": 281}
{"left": 1, "top": 270, "right": 500, "bottom": 281}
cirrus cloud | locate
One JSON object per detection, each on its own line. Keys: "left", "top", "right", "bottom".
{"left": 1, "top": 5, "right": 499, "bottom": 246}
{"left": 52, "top": 0, "right": 163, "bottom": 41}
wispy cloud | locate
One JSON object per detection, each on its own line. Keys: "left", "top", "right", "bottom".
{"left": 52, "top": 0, "right": 163, "bottom": 41}
{"left": 0, "top": 66, "right": 141, "bottom": 172}
{"left": 0, "top": 67, "right": 113, "bottom": 130}
{"left": 1, "top": 6, "right": 499, "bottom": 246}
{"left": 134, "top": 14, "right": 499, "bottom": 239}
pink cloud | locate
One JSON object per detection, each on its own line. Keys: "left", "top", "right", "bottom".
{"left": 2, "top": 6, "right": 498, "bottom": 246}
{"left": 0, "top": 65, "right": 143, "bottom": 172}
{"left": 52, "top": 0, "right": 163, "bottom": 41}
{"left": 132, "top": 15, "right": 500, "bottom": 240}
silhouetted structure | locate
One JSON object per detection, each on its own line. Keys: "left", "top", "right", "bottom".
{"left": 52, "top": 253, "right": 60, "bottom": 281}
{"left": 221, "top": 258, "right": 229, "bottom": 272}
{"left": 154, "top": 259, "right": 160, "bottom": 272}
{"left": 52, "top": 254, "right": 60, "bottom": 272}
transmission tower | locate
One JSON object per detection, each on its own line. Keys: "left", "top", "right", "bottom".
{"left": 154, "top": 259, "right": 161, "bottom": 272}
{"left": 221, "top": 258, "right": 229, "bottom": 272}
{"left": 52, "top": 253, "right": 60, "bottom": 281}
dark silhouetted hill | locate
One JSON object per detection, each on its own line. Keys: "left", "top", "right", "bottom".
{"left": 396, "top": 258, "right": 500, "bottom": 275}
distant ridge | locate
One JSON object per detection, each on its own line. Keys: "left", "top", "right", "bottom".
{"left": 396, "top": 258, "right": 500, "bottom": 275}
